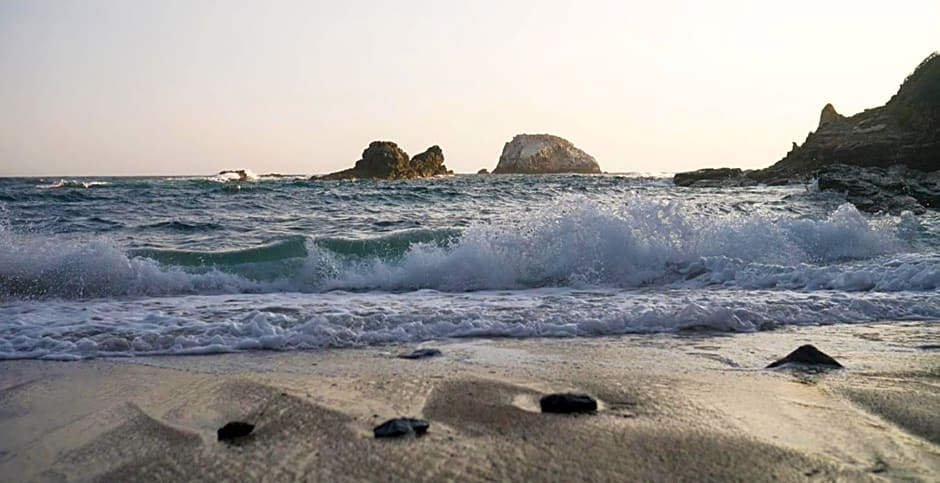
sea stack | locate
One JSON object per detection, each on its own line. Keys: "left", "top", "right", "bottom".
{"left": 318, "top": 141, "right": 450, "bottom": 180}
{"left": 493, "top": 134, "right": 600, "bottom": 174}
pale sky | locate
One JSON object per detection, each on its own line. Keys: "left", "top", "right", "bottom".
{"left": 0, "top": 0, "right": 937, "bottom": 176}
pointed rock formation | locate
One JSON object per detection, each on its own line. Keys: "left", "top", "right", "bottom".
{"left": 493, "top": 134, "right": 600, "bottom": 174}
{"left": 818, "top": 103, "right": 844, "bottom": 128}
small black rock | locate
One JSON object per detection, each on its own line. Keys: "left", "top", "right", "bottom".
{"left": 767, "top": 345, "right": 843, "bottom": 369}
{"left": 540, "top": 393, "right": 598, "bottom": 414}
{"left": 217, "top": 421, "right": 255, "bottom": 441}
{"left": 398, "top": 348, "right": 442, "bottom": 360}
{"left": 373, "top": 418, "right": 429, "bottom": 438}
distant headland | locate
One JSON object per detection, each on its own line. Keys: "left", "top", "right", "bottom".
{"left": 675, "top": 52, "right": 940, "bottom": 214}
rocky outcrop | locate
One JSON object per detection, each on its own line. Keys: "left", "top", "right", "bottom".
{"left": 493, "top": 134, "right": 600, "bottom": 174}
{"left": 673, "top": 168, "right": 756, "bottom": 187}
{"left": 767, "top": 52, "right": 939, "bottom": 176}
{"left": 477, "top": 168, "right": 489, "bottom": 175}
{"left": 318, "top": 142, "right": 451, "bottom": 180}
{"left": 815, "top": 164, "right": 940, "bottom": 214}
{"left": 673, "top": 52, "right": 940, "bottom": 213}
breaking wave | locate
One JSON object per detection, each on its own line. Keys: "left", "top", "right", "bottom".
{"left": 1, "top": 197, "right": 934, "bottom": 300}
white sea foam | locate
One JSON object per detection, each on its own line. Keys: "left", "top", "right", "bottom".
{"left": 1, "top": 289, "right": 939, "bottom": 360}
{"left": 35, "top": 179, "right": 111, "bottom": 189}
{"left": 1, "top": 196, "right": 938, "bottom": 359}
{"left": 209, "top": 169, "right": 259, "bottom": 183}
{"left": 0, "top": 197, "right": 934, "bottom": 299}
{"left": 318, "top": 199, "right": 916, "bottom": 291}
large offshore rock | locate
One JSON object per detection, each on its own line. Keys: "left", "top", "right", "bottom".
{"left": 493, "top": 134, "right": 601, "bottom": 174}
{"left": 319, "top": 142, "right": 450, "bottom": 180}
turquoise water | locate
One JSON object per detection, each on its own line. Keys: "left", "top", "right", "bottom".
{"left": 1, "top": 174, "right": 938, "bottom": 359}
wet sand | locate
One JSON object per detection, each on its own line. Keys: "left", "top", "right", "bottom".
{"left": 1, "top": 321, "right": 938, "bottom": 482}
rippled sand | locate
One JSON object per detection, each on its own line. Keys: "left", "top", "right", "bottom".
{"left": 1, "top": 322, "right": 938, "bottom": 482}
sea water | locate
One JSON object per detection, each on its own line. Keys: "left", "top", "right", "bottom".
{"left": 1, "top": 174, "right": 938, "bottom": 359}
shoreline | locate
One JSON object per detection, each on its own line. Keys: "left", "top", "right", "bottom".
{"left": 2, "top": 321, "right": 938, "bottom": 481}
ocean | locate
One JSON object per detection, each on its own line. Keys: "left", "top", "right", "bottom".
{"left": 1, "top": 173, "right": 938, "bottom": 360}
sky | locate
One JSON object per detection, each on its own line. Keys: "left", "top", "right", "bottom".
{"left": 0, "top": 0, "right": 938, "bottom": 176}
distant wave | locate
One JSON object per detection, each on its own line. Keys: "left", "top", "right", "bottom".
{"left": 35, "top": 179, "right": 111, "bottom": 189}
{"left": 135, "top": 220, "right": 224, "bottom": 233}
{"left": 1, "top": 197, "right": 935, "bottom": 300}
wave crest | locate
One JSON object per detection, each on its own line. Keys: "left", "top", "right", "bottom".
{"left": 1, "top": 196, "right": 931, "bottom": 300}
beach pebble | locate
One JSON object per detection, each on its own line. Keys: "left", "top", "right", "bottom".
{"left": 217, "top": 421, "right": 255, "bottom": 441}
{"left": 373, "top": 418, "right": 430, "bottom": 438}
{"left": 540, "top": 393, "right": 598, "bottom": 414}
{"left": 398, "top": 348, "right": 442, "bottom": 360}
{"left": 766, "top": 344, "right": 843, "bottom": 369}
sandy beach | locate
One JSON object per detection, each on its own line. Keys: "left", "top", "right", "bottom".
{"left": 1, "top": 321, "right": 938, "bottom": 482}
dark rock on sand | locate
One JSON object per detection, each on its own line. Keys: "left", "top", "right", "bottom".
{"left": 494, "top": 134, "right": 601, "bottom": 174}
{"left": 540, "top": 393, "right": 598, "bottom": 414}
{"left": 398, "top": 348, "right": 442, "bottom": 360}
{"left": 373, "top": 418, "right": 430, "bottom": 438}
{"left": 477, "top": 168, "right": 489, "bottom": 174}
{"left": 766, "top": 345, "right": 843, "bottom": 369}
{"left": 673, "top": 53, "right": 940, "bottom": 212}
{"left": 318, "top": 142, "right": 450, "bottom": 180}
{"left": 217, "top": 421, "right": 255, "bottom": 441}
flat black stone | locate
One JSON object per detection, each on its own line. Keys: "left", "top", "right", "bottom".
{"left": 540, "top": 393, "right": 598, "bottom": 414}
{"left": 766, "top": 345, "right": 843, "bottom": 368}
{"left": 373, "top": 418, "right": 429, "bottom": 438}
{"left": 398, "top": 348, "right": 442, "bottom": 360}
{"left": 217, "top": 421, "right": 255, "bottom": 441}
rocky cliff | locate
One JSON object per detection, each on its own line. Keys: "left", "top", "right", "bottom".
{"left": 673, "top": 52, "right": 940, "bottom": 213}
{"left": 493, "top": 134, "right": 600, "bottom": 174}
{"left": 319, "top": 142, "right": 451, "bottom": 180}
{"left": 766, "top": 53, "right": 939, "bottom": 176}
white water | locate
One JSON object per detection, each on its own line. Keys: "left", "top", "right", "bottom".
{"left": 2, "top": 195, "right": 938, "bottom": 359}
{"left": 2, "top": 289, "right": 939, "bottom": 360}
